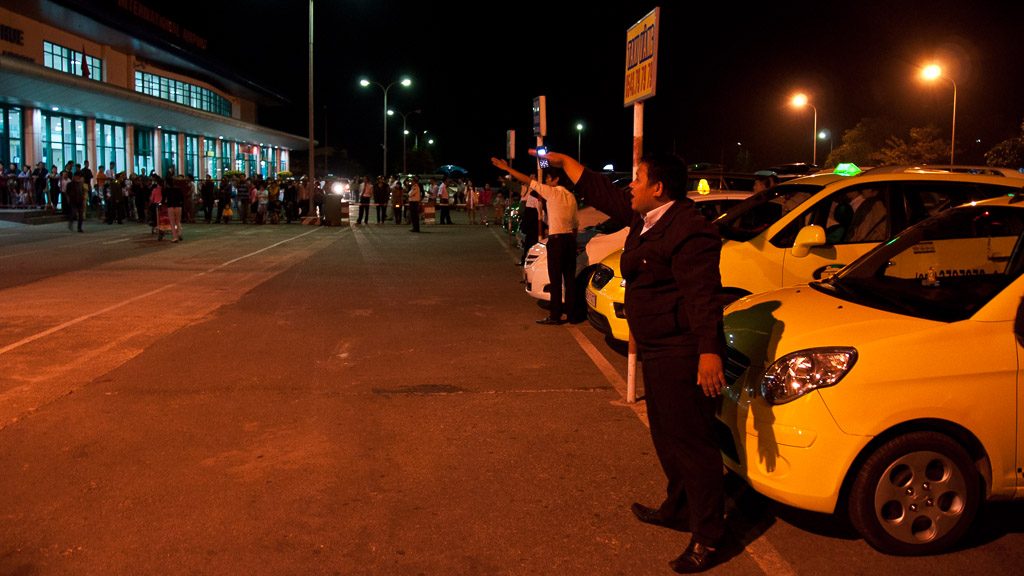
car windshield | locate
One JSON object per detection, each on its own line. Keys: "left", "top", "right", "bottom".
{"left": 813, "top": 205, "right": 1024, "bottom": 322}
{"left": 715, "top": 184, "right": 821, "bottom": 241}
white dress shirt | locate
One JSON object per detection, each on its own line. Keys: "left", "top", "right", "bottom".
{"left": 640, "top": 200, "right": 675, "bottom": 235}
{"left": 528, "top": 180, "right": 578, "bottom": 235}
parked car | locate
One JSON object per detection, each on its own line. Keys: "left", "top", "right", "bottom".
{"left": 716, "top": 194, "right": 1024, "bottom": 555}
{"left": 526, "top": 190, "right": 750, "bottom": 310}
{"left": 586, "top": 165, "right": 1024, "bottom": 341}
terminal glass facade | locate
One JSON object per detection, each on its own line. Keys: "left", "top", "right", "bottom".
{"left": 135, "top": 72, "right": 232, "bottom": 117}
{"left": 134, "top": 128, "right": 154, "bottom": 176}
{"left": 1, "top": 105, "right": 23, "bottom": 168}
{"left": 185, "top": 135, "right": 199, "bottom": 179}
{"left": 43, "top": 41, "right": 102, "bottom": 81}
{"left": 95, "top": 121, "right": 126, "bottom": 174}
{"left": 161, "top": 131, "right": 178, "bottom": 177}
{"left": 40, "top": 112, "right": 87, "bottom": 171}
{"left": 236, "top": 143, "right": 256, "bottom": 176}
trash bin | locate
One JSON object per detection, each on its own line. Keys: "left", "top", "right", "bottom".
{"left": 323, "top": 194, "right": 345, "bottom": 226}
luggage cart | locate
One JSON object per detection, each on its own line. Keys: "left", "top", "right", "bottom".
{"left": 154, "top": 203, "right": 172, "bottom": 240}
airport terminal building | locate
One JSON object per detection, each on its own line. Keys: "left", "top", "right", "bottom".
{"left": 0, "top": 0, "right": 306, "bottom": 191}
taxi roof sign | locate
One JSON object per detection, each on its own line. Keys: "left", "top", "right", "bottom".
{"left": 834, "top": 162, "right": 862, "bottom": 176}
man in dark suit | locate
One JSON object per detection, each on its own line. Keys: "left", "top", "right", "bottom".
{"left": 536, "top": 149, "right": 728, "bottom": 574}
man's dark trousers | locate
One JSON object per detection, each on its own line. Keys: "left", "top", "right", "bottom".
{"left": 545, "top": 233, "right": 576, "bottom": 321}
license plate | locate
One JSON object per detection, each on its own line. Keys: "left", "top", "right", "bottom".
{"left": 585, "top": 290, "right": 596, "bottom": 308}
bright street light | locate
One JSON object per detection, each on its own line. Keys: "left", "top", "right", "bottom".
{"left": 818, "top": 128, "right": 833, "bottom": 158}
{"left": 359, "top": 76, "right": 412, "bottom": 176}
{"left": 575, "top": 122, "right": 584, "bottom": 162}
{"left": 389, "top": 108, "right": 421, "bottom": 174}
{"left": 790, "top": 92, "right": 818, "bottom": 166}
{"left": 920, "top": 63, "right": 957, "bottom": 165}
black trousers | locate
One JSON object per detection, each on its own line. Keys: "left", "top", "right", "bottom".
{"left": 408, "top": 202, "right": 420, "bottom": 232}
{"left": 394, "top": 204, "right": 403, "bottom": 224}
{"left": 545, "top": 233, "right": 576, "bottom": 320}
{"left": 641, "top": 352, "right": 725, "bottom": 546}
{"left": 376, "top": 203, "right": 387, "bottom": 222}
{"left": 439, "top": 203, "right": 452, "bottom": 224}
{"left": 357, "top": 198, "right": 370, "bottom": 223}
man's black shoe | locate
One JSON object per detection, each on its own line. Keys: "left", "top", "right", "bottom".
{"left": 669, "top": 540, "right": 717, "bottom": 574}
{"left": 631, "top": 502, "right": 688, "bottom": 530}
{"left": 535, "top": 318, "right": 565, "bottom": 325}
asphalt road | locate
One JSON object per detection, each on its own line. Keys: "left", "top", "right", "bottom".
{"left": 1, "top": 213, "right": 1022, "bottom": 575}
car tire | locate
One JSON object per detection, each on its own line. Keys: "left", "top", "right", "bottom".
{"left": 847, "top": 431, "right": 980, "bottom": 555}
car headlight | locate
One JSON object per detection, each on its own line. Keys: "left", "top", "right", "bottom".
{"left": 760, "top": 347, "right": 857, "bottom": 405}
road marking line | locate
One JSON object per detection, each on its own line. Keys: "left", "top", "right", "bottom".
{"left": 567, "top": 327, "right": 795, "bottom": 576}
{"left": 0, "top": 227, "right": 323, "bottom": 357}
{"left": 566, "top": 325, "right": 647, "bottom": 422}
{"left": 489, "top": 225, "right": 520, "bottom": 261}
{"left": 102, "top": 237, "right": 131, "bottom": 244}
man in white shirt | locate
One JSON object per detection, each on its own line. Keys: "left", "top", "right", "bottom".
{"left": 491, "top": 157, "right": 578, "bottom": 324}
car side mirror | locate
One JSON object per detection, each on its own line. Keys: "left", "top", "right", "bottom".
{"left": 791, "top": 225, "right": 826, "bottom": 258}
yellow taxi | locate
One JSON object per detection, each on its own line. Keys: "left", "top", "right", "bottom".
{"left": 586, "top": 165, "right": 1024, "bottom": 342}
{"left": 717, "top": 195, "right": 1024, "bottom": 555}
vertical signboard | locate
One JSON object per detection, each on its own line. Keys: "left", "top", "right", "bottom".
{"left": 532, "top": 96, "right": 547, "bottom": 137}
{"left": 506, "top": 130, "right": 516, "bottom": 160}
{"left": 623, "top": 8, "right": 659, "bottom": 107}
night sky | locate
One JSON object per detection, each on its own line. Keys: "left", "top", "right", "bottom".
{"left": 130, "top": 0, "right": 1024, "bottom": 179}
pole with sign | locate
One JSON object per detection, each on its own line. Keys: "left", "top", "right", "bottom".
{"left": 532, "top": 95, "right": 546, "bottom": 179}
{"left": 530, "top": 96, "right": 547, "bottom": 241}
{"left": 623, "top": 7, "right": 659, "bottom": 403}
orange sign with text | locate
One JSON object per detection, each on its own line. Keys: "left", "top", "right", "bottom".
{"left": 623, "top": 7, "right": 659, "bottom": 107}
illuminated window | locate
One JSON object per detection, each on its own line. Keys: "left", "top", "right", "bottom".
{"left": 134, "top": 71, "right": 232, "bottom": 117}
{"left": 43, "top": 41, "right": 101, "bottom": 81}
{"left": 95, "top": 121, "right": 126, "bottom": 175}
{"left": 1, "top": 105, "right": 23, "bottom": 169}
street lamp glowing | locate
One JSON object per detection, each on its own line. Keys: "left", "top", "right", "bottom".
{"left": 919, "top": 63, "right": 957, "bottom": 164}
{"left": 789, "top": 92, "right": 818, "bottom": 165}
{"left": 391, "top": 108, "right": 421, "bottom": 173}
{"left": 576, "top": 122, "right": 584, "bottom": 161}
{"left": 818, "top": 128, "right": 833, "bottom": 159}
{"left": 359, "top": 77, "right": 414, "bottom": 175}
{"left": 921, "top": 64, "right": 942, "bottom": 81}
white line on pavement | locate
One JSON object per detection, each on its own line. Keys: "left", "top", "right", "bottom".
{"left": 565, "top": 329, "right": 796, "bottom": 576}
{"left": 0, "top": 227, "right": 323, "bottom": 357}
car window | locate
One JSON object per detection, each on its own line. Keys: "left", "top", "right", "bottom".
{"left": 770, "top": 183, "right": 891, "bottom": 248}
{"left": 695, "top": 199, "right": 743, "bottom": 221}
{"left": 716, "top": 184, "right": 821, "bottom": 242}
{"left": 820, "top": 205, "right": 1024, "bottom": 322}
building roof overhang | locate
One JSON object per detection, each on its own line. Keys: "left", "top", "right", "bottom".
{"left": 0, "top": 55, "right": 309, "bottom": 150}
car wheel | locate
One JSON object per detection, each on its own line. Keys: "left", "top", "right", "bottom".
{"left": 848, "top": 431, "right": 980, "bottom": 555}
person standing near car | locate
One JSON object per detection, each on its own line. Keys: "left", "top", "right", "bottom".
{"left": 407, "top": 177, "right": 422, "bottom": 232}
{"left": 534, "top": 148, "right": 729, "bottom": 574}
{"left": 518, "top": 180, "right": 541, "bottom": 266}
{"left": 490, "top": 157, "right": 578, "bottom": 325}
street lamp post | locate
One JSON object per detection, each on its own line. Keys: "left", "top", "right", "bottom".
{"left": 307, "top": 0, "right": 314, "bottom": 214}
{"left": 576, "top": 122, "right": 584, "bottom": 162}
{"left": 388, "top": 108, "right": 421, "bottom": 174}
{"left": 921, "top": 64, "right": 957, "bottom": 165}
{"left": 790, "top": 93, "right": 818, "bottom": 166}
{"left": 818, "top": 128, "right": 832, "bottom": 161}
{"left": 359, "top": 77, "right": 412, "bottom": 176}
